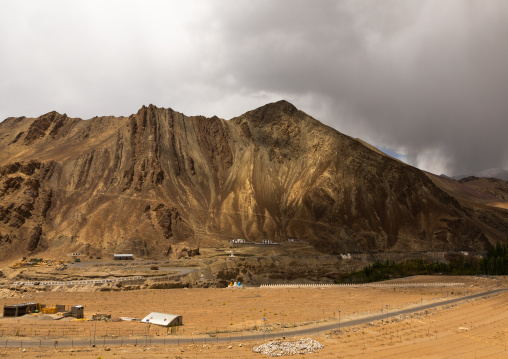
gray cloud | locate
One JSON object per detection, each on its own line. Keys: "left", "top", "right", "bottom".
{"left": 1, "top": 0, "right": 507, "bottom": 176}
{"left": 200, "top": 0, "right": 508, "bottom": 175}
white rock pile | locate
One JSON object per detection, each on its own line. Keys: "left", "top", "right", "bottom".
{"left": 253, "top": 338, "right": 324, "bottom": 356}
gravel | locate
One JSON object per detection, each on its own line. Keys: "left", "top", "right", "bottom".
{"left": 253, "top": 338, "right": 324, "bottom": 356}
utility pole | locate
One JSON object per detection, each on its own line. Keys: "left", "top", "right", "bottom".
{"left": 282, "top": 310, "right": 285, "bottom": 339}
{"left": 93, "top": 313, "right": 97, "bottom": 347}
{"left": 338, "top": 310, "right": 341, "bottom": 332}
{"left": 145, "top": 319, "right": 150, "bottom": 347}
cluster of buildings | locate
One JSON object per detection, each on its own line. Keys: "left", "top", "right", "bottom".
{"left": 3, "top": 303, "right": 84, "bottom": 318}
{"left": 230, "top": 238, "right": 301, "bottom": 245}
{"left": 3, "top": 303, "right": 183, "bottom": 328}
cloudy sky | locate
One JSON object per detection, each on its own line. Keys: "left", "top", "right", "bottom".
{"left": 1, "top": 0, "right": 507, "bottom": 176}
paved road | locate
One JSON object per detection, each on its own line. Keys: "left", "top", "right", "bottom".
{"left": 2, "top": 288, "right": 506, "bottom": 348}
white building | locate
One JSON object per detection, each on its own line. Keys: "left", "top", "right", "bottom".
{"left": 262, "top": 239, "right": 277, "bottom": 245}
{"left": 141, "top": 312, "right": 182, "bottom": 327}
{"left": 113, "top": 254, "right": 134, "bottom": 260}
{"left": 230, "top": 239, "right": 246, "bottom": 244}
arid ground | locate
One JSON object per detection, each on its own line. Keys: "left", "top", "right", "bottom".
{"left": 0, "top": 275, "right": 507, "bottom": 358}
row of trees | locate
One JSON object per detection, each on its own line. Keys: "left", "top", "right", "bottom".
{"left": 339, "top": 242, "right": 508, "bottom": 283}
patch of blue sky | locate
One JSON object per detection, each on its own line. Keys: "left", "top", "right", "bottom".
{"left": 376, "top": 146, "right": 408, "bottom": 163}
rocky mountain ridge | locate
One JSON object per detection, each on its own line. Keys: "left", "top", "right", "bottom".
{"left": 0, "top": 101, "right": 506, "bottom": 259}
{"left": 452, "top": 168, "right": 508, "bottom": 182}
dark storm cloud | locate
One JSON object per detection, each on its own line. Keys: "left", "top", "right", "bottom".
{"left": 1, "top": 1, "right": 507, "bottom": 175}
{"left": 200, "top": 0, "right": 508, "bottom": 175}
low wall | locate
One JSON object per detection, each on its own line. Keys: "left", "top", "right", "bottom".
{"left": 260, "top": 282, "right": 464, "bottom": 288}
{"left": 14, "top": 276, "right": 145, "bottom": 286}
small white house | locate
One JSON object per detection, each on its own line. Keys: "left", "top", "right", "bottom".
{"left": 141, "top": 312, "right": 182, "bottom": 327}
{"left": 113, "top": 254, "right": 134, "bottom": 261}
{"left": 287, "top": 238, "right": 299, "bottom": 242}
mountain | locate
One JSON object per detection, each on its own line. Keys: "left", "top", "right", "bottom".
{"left": 452, "top": 168, "right": 508, "bottom": 181}
{"left": 430, "top": 175, "right": 508, "bottom": 210}
{"left": 0, "top": 101, "right": 506, "bottom": 260}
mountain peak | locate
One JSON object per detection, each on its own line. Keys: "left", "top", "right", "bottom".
{"left": 259, "top": 100, "right": 298, "bottom": 114}
{"left": 232, "top": 100, "right": 300, "bottom": 126}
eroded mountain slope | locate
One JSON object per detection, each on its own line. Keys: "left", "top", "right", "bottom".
{"left": 0, "top": 101, "right": 505, "bottom": 259}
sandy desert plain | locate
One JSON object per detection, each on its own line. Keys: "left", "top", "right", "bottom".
{"left": 0, "top": 254, "right": 507, "bottom": 359}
